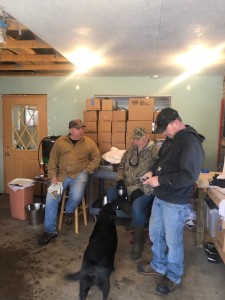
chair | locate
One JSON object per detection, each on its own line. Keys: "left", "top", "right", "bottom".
{"left": 58, "top": 188, "right": 87, "bottom": 234}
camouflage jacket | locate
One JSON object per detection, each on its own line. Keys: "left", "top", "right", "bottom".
{"left": 116, "top": 141, "right": 159, "bottom": 195}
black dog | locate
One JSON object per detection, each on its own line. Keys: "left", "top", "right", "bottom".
{"left": 65, "top": 201, "right": 118, "bottom": 300}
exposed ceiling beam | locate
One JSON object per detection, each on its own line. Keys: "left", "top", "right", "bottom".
{"left": 6, "top": 39, "right": 52, "bottom": 49}
{"left": 0, "top": 64, "right": 76, "bottom": 71}
{"left": 5, "top": 19, "right": 27, "bottom": 30}
{"left": 0, "top": 54, "right": 68, "bottom": 62}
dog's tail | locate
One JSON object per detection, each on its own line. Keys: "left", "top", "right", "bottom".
{"left": 64, "top": 271, "right": 80, "bottom": 281}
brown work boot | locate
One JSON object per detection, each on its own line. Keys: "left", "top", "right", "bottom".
{"left": 137, "top": 262, "right": 164, "bottom": 276}
{"left": 64, "top": 212, "right": 74, "bottom": 225}
{"left": 156, "top": 277, "right": 179, "bottom": 295}
{"left": 130, "top": 226, "right": 144, "bottom": 260}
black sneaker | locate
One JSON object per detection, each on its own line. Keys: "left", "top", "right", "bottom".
{"left": 156, "top": 277, "right": 178, "bottom": 295}
{"left": 64, "top": 212, "right": 74, "bottom": 225}
{"left": 204, "top": 242, "right": 217, "bottom": 254}
{"left": 38, "top": 232, "right": 57, "bottom": 246}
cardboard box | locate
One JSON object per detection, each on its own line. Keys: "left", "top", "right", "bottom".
{"left": 112, "top": 121, "right": 126, "bottom": 133}
{"left": 99, "top": 111, "right": 113, "bottom": 122}
{"left": 154, "top": 133, "right": 165, "bottom": 140}
{"left": 9, "top": 186, "right": 33, "bottom": 220}
{"left": 83, "top": 110, "right": 98, "bottom": 122}
{"left": 102, "top": 98, "right": 117, "bottom": 110}
{"left": 98, "top": 143, "right": 112, "bottom": 154}
{"left": 85, "top": 132, "right": 98, "bottom": 143}
{"left": 111, "top": 142, "right": 126, "bottom": 150}
{"left": 98, "top": 132, "right": 111, "bottom": 143}
{"left": 98, "top": 121, "right": 112, "bottom": 132}
{"left": 113, "top": 110, "right": 128, "bottom": 121}
{"left": 86, "top": 98, "right": 101, "bottom": 110}
{"left": 112, "top": 132, "right": 126, "bottom": 144}
{"left": 127, "top": 120, "right": 153, "bottom": 133}
{"left": 128, "top": 98, "right": 154, "bottom": 120}
{"left": 84, "top": 121, "right": 97, "bottom": 132}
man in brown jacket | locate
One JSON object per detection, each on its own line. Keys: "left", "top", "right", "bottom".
{"left": 39, "top": 119, "right": 101, "bottom": 245}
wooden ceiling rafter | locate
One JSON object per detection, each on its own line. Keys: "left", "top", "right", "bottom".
{"left": 0, "top": 17, "right": 75, "bottom": 76}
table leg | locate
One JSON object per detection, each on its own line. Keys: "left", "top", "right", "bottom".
{"left": 196, "top": 188, "right": 207, "bottom": 247}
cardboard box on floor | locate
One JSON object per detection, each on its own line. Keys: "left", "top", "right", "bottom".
{"left": 127, "top": 120, "right": 152, "bottom": 133}
{"left": 129, "top": 98, "right": 154, "bottom": 120}
{"left": 86, "top": 98, "right": 101, "bottom": 110}
{"left": 84, "top": 121, "right": 98, "bottom": 132}
{"left": 85, "top": 132, "right": 98, "bottom": 143}
{"left": 99, "top": 111, "right": 113, "bottom": 122}
{"left": 98, "top": 132, "right": 111, "bottom": 143}
{"left": 98, "top": 122, "right": 112, "bottom": 132}
{"left": 83, "top": 110, "right": 98, "bottom": 122}
{"left": 112, "top": 132, "right": 126, "bottom": 144}
{"left": 112, "top": 121, "right": 126, "bottom": 133}
{"left": 98, "top": 143, "right": 112, "bottom": 154}
{"left": 112, "top": 110, "right": 128, "bottom": 121}
{"left": 102, "top": 98, "right": 117, "bottom": 110}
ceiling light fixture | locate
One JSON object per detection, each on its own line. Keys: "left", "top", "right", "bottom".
{"left": 152, "top": 75, "right": 160, "bottom": 79}
{"left": 66, "top": 47, "right": 104, "bottom": 74}
{"left": 0, "top": 8, "right": 7, "bottom": 48}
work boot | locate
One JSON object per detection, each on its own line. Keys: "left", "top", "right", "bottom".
{"left": 130, "top": 226, "right": 144, "bottom": 260}
{"left": 125, "top": 220, "right": 133, "bottom": 231}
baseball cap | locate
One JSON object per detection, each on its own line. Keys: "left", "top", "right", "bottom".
{"left": 131, "top": 127, "right": 147, "bottom": 139}
{"left": 69, "top": 119, "right": 86, "bottom": 129}
{"left": 155, "top": 108, "right": 179, "bottom": 133}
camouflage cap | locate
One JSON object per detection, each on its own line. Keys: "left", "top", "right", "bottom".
{"left": 131, "top": 127, "right": 147, "bottom": 139}
{"left": 69, "top": 119, "right": 86, "bottom": 129}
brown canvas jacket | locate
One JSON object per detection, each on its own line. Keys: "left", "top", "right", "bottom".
{"left": 47, "top": 135, "right": 101, "bottom": 182}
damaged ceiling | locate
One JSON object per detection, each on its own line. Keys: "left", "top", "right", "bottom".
{"left": 0, "top": 0, "right": 225, "bottom": 77}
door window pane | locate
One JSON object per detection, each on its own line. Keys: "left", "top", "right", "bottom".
{"left": 12, "top": 105, "right": 38, "bottom": 150}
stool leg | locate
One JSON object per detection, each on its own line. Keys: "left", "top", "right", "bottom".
{"left": 75, "top": 208, "right": 78, "bottom": 234}
{"left": 58, "top": 193, "right": 66, "bottom": 230}
{"left": 82, "top": 198, "right": 87, "bottom": 226}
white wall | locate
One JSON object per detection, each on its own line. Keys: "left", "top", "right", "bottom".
{"left": 0, "top": 75, "right": 223, "bottom": 192}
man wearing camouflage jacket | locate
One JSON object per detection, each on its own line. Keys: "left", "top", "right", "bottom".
{"left": 107, "top": 127, "right": 159, "bottom": 260}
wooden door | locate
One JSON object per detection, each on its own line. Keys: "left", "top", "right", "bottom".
{"left": 3, "top": 94, "right": 47, "bottom": 193}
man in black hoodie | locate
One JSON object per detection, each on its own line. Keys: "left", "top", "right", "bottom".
{"left": 137, "top": 108, "right": 205, "bottom": 295}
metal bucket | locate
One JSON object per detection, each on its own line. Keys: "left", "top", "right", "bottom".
{"left": 25, "top": 203, "right": 45, "bottom": 226}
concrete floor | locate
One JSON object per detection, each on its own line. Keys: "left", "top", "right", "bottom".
{"left": 0, "top": 193, "right": 225, "bottom": 300}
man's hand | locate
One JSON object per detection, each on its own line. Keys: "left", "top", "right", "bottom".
{"left": 144, "top": 176, "right": 159, "bottom": 187}
{"left": 51, "top": 176, "right": 59, "bottom": 185}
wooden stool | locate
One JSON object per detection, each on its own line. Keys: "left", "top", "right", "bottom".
{"left": 58, "top": 189, "right": 87, "bottom": 234}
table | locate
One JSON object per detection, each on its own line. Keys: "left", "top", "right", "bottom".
{"left": 205, "top": 188, "right": 225, "bottom": 263}
{"left": 195, "top": 172, "right": 219, "bottom": 247}
{"left": 88, "top": 168, "right": 130, "bottom": 219}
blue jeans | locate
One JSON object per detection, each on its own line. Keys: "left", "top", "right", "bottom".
{"left": 149, "top": 197, "right": 191, "bottom": 284}
{"left": 106, "top": 186, "right": 154, "bottom": 226}
{"left": 44, "top": 171, "right": 88, "bottom": 233}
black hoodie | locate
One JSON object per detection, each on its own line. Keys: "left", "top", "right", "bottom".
{"left": 150, "top": 126, "right": 205, "bottom": 204}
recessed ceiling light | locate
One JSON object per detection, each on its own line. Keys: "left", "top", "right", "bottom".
{"left": 152, "top": 75, "right": 160, "bottom": 79}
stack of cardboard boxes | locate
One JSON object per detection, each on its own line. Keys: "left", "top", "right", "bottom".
{"left": 83, "top": 97, "right": 164, "bottom": 155}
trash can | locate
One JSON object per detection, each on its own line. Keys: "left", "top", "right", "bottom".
{"left": 8, "top": 178, "right": 35, "bottom": 220}
{"left": 25, "top": 203, "right": 45, "bottom": 226}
